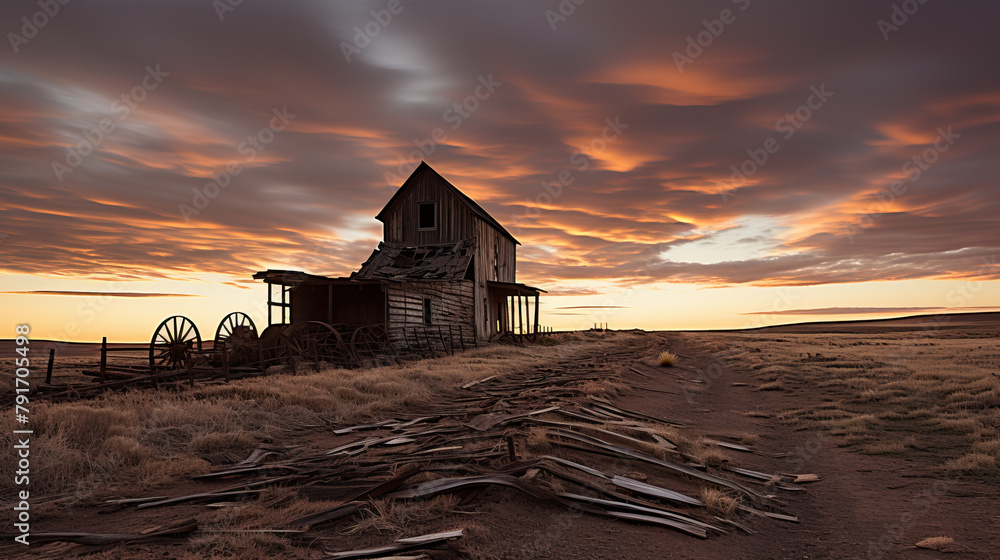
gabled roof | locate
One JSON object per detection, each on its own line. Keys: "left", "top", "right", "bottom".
{"left": 375, "top": 161, "right": 520, "bottom": 245}
{"left": 351, "top": 238, "right": 476, "bottom": 281}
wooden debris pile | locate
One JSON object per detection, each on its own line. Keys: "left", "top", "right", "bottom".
{"left": 21, "top": 347, "right": 820, "bottom": 558}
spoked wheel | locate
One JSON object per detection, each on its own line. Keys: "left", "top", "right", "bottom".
{"left": 258, "top": 324, "right": 288, "bottom": 365}
{"left": 281, "top": 321, "right": 353, "bottom": 367}
{"left": 150, "top": 315, "right": 202, "bottom": 370}
{"left": 350, "top": 324, "right": 392, "bottom": 367}
{"left": 215, "top": 312, "right": 258, "bottom": 366}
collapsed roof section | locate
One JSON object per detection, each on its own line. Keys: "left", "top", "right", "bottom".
{"left": 351, "top": 238, "right": 476, "bottom": 281}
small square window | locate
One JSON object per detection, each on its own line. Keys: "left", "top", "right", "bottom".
{"left": 418, "top": 203, "right": 436, "bottom": 229}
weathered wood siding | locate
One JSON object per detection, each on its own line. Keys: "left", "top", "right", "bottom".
{"left": 382, "top": 168, "right": 476, "bottom": 246}
{"left": 385, "top": 280, "right": 476, "bottom": 349}
{"left": 381, "top": 167, "right": 517, "bottom": 341}
{"left": 476, "top": 219, "right": 516, "bottom": 339}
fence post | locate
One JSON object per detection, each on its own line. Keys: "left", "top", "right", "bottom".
{"left": 437, "top": 325, "right": 450, "bottom": 355}
{"left": 533, "top": 293, "right": 540, "bottom": 336}
{"left": 46, "top": 347, "right": 55, "bottom": 384}
{"left": 257, "top": 337, "right": 266, "bottom": 373}
{"left": 221, "top": 341, "right": 230, "bottom": 383}
{"left": 422, "top": 328, "right": 437, "bottom": 359}
{"left": 100, "top": 337, "right": 107, "bottom": 384}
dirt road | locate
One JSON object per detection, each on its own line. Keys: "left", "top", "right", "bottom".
{"left": 5, "top": 329, "right": 998, "bottom": 559}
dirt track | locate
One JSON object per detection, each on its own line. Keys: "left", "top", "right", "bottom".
{"left": 5, "top": 327, "right": 999, "bottom": 559}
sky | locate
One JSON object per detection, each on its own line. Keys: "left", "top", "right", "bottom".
{"left": 1, "top": 0, "right": 999, "bottom": 342}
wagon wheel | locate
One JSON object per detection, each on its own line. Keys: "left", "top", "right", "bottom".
{"left": 281, "top": 321, "right": 353, "bottom": 367}
{"left": 215, "top": 312, "right": 258, "bottom": 366}
{"left": 215, "top": 312, "right": 258, "bottom": 344}
{"left": 149, "top": 315, "right": 202, "bottom": 370}
{"left": 350, "top": 324, "right": 390, "bottom": 367}
{"left": 259, "top": 324, "right": 288, "bottom": 365}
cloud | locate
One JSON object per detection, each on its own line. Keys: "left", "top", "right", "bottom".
{"left": 0, "top": 0, "right": 998, "bottom": 292}
{"left": 2, "top": 291, "right": 202, "bottom": 297}
{"left": 553, "top": 305, "right": 630, "bottom": 309}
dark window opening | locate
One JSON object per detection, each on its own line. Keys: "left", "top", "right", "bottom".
{"left": 422, "top": 298, "right": 432, "bottom": 325}
{"left": 493, "top": 241, "right": 499, "bottom": 281}
{"left": 418, "top": 203, "right": 436, "bottom": 229}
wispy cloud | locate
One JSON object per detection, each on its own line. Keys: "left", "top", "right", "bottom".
{"left": 2, "top": 291, "right": 203, "bottom": 298}
{"left": 553, "top": 305, "right": 630, "bottom": 309}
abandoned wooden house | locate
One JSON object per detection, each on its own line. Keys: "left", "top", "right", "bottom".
{"left": 252, "top": 162, "right": 545, "bottom": 355}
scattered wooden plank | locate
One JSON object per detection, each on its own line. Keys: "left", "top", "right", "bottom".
{"left": 739, "top": 505, "right": 799, "bottom": 523}
{"left": 558, "top": 492, "right": 722, "bottom": 532}
{"left": 288, "top": 464, "right": 423, "bottom": 529}
{"left": 610, "top": 475, "right": 703, "bottom": 507}
{"left": 136, "top": 490, "right": 262, "bottom": 509}
{"left": 462, "top": 375, "right": 496, "bottom": 389}
{"left": 22, "top": 519, "right": 197, "bottom": 545}
{"left": 606, "top": 511, "right": 708, "bottom": 539}
{"left": 323, "top": 529, "right": 464, "bottom": 560}
{"left": 546, "top": 428, "right": 763, "bottom": 501}
{"left": 704, "top": 439, "right": 753, "bottom": 453}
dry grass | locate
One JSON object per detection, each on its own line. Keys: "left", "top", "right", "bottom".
{"left": 189, "top": 486, "right": 346, "bottom": 559}
{"left": 0, "top": 332, "right": 643, "bottom": 505}
{"left": 942, "top": 452, "right": 997, "bottom": 474}
{"left": 577, "top": 378, "right": 630, "bottom": 396}
{"left": 971, "top": 438, "right": 1000, "bottom": 457}
{"left": 859, "top": 439, "right": 913, "bottom": 455}
{"left": 700, "top": 487, "right": 739, "bottom": 517}
{"left": 524, "top": 426, "right": 553, "bottom": 451}
{"left": 657, "top": 350, "right": 678, "bottom": 367}
{"left": 696, "top": 329, "right": 1000, "bottom": 475}
{"left": 756, "top": 381, "right": 785, "bottom": 391}
{"left": 345, "top": 494, "right": 460, "bottom": 535}
{"left": 688, "top": 441, "right": 731, "bottom": 467}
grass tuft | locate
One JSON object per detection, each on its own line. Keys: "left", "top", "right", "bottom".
{"left": 700, "top": 487, "right": 739, "bottom": 517}
{"left": 346, "top": 494, "right": 460, "bottom": 535}
{"left": 942, "top": 452, "right": 997, "bottom": 474}
{"left": 657, "top": 351, "right": 678, "bottom": 367}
